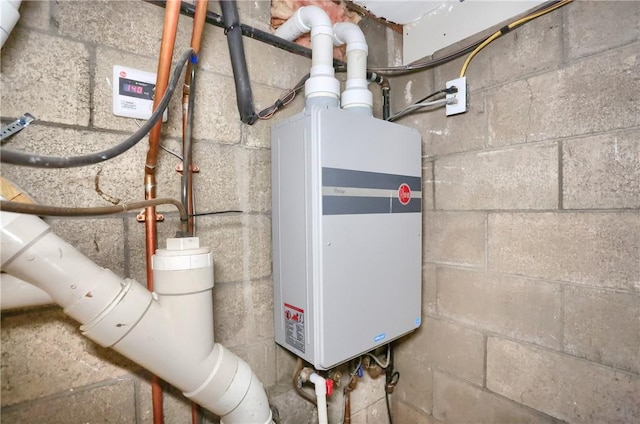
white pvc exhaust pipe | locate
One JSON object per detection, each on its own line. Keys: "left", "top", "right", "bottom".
{"left": 0, "top": 210, "right": 272, "bottom": 424}
{"left": 275, "top": 5, "right": 340, "bottom": 102}
{"left": 1, "top": 272, "right": 53, "bottom": 310}
{"left": 333, "top": 22, "right": 372, "bottom": 114}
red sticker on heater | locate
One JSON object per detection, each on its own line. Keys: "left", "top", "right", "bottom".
{"left": 398, "top": 183, "right": 411, "bottom": 205}
{"left": 119, "top": 71, "right": 127, "bottom": 78}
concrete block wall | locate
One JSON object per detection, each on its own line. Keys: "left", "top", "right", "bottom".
{"left": 391, "top": 1, "right": 639, "bottom": 423}
{"left": 0, "top": 1, "right": 387, "bottom": 422}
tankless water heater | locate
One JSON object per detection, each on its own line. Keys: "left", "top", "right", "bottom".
{"left": 272, "top": 106, "right": 422, "bottom": 370}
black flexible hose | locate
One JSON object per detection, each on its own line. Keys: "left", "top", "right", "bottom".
{"left": 1, "top": 49, "right": 195, "bottom": 168}
{"left": 220, "top": 0, "right": 258, "bottom": 125}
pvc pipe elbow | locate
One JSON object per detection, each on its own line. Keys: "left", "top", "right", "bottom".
{"left": 274, "top": 5, "right": 333, "bottom": 41}
{"left": 333, "top": 22, "right": 368, "bottom": 54}
{"left": 309, "top": 373, "right": 327, "bottom": 396}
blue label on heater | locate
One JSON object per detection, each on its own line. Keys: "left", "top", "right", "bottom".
{"left": 374, "top": 333, "right": 386, "bottom": 343}
{"left": 415, "top": 317, "right": 422, "bottom": 327}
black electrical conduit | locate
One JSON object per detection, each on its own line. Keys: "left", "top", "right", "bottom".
{"left": 0, "top": 49, "right": 196, "bottom": 168}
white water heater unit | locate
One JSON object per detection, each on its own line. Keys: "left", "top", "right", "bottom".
{"left": 272, "top": 106, "right": 422, "bottom": 370}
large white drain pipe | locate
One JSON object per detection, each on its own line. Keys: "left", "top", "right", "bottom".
{"left": 0, "top": 210, "right": 272, "bottom": 424}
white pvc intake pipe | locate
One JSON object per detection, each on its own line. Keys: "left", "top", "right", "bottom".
{"left": 0, "top": 210, "right": 272, "bottom": 424}
{"left": 332, "top": 22, "right": 373, "bottom": 113}
{"left": 275, "top": 6, "right": 339, "bottom": 101}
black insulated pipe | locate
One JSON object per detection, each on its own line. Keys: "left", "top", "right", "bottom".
{"left": 220, "top": 0, "right": 258, "bottom": 125}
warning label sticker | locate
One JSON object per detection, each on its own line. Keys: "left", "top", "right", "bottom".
{"left": 284, "top": 303, "right": 305, "bottom": 353}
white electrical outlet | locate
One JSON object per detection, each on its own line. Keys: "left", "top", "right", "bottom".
{"left": 112, "top": 65, "right": 168, "bottom": 122}
{"left": 445, "top": 77, "right": 468, "bottom": 116}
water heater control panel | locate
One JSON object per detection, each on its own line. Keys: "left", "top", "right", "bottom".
{"left": 112, "top": 65, "right": 168, "bottom": 122}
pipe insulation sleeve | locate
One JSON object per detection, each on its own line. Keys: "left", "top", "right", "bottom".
{"left": 220, "top": 0, "right": 258, "bottom": 124}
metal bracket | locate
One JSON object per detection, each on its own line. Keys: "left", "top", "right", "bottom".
{"left": 1, "top": 113, "right": 36, "bottom": 141}
{"left": 175, "top": 163, "right": 200, "bottom": 174}
{"left": 136, "top": 210, "right": 165, "bottom": 222}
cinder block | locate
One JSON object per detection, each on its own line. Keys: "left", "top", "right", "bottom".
{"left": 432, "top": 371, "right": 552, "bottom": 424}
{"left": 487, "top": 337, "right": 640, "bottom": 424}
{"left": 392, "top": 400, "right": 442, "bottom": 424}
{"left": 422, "top": 264, "right": 437, "bottom": 316}
{"left": 128, "top": 214, "right": 271, "bottom": 284}
{"left": 488, "top": 212, "right": 640, "bottom": 291}
{"left": 244, "top": 36, "right": 312, "bottom": 90}
{"left": 93, "top": 47, "right": 183, "bottom": 138}
{"left": 433, "top": 12, "right": 561, "bottom": 91}
{"left": 0, "top": 309, "right": 138, "bottom": 406}
{"left": 212, "top": 279, "right": 274, "bottom": 348}
{"left": 230, "top": 341, "right": 277, "bottom": 388}
{"left": 363, "top": 397, "right": 386, "bottom": 424}
{"left": 192, "top": 70, "right": 242, "bottom": 143}
{"left": 563, "top": 129, "right": 640, "bottom": 209}
{"left": 349, "top": 372, "right": 386, "bottom": 416}
{"left": 437, "top": 267, "right": 562, "bottom": 349}
{"left": 267, "top": 384, "right": 315, "bottom": 424}
{"left": 0, "top": 28, "right": 90, "bottom": 126}
{"left": 198, "top": 23, "right": 233, "bottom": 78}
{"left": 422, "top": 160, "right": 434, "bottom": 211}
{"left": 137, "top": 371, "right": 197, "bottom": 424}
{"left": 402, "top": 91, "right": 487, "bottom": 158}
{"left": 17, "top": 0, "right": 51, "bottom": 31}
{"left": 189, "top": 142, "right": 271, "bottom": 214}
{"left": 397, "top": 317, "right": 485, "bottom": 385}
{"left": 487, "top": 43, "right": 639, "bottom": 147}
{"left": 565, "top": 1, "right": 640, "bottom": 60}
{"left": 275, "top": 345, "right": 297, "bottom": 384}
{"left": 436, "top": 143, "right": 558, "bottom": 210}
{"left": 49, "top": 217, "right": 126, "bottom": 277}
{"left": 54, "top": 0, "right": 192, "bottom": 61}
{"left": 424, "top": 211, "right": 486, "bottom": 268}
{"left": 242, "top": 82, "right": 305, "bottom": 149}
{"left": 1, "top": 380, "right": 136, "bottom": 423}
{"left": 395, "top": 352, "right": 433, "bottom": 415}
{"left": 564, "top": 286, "right": 640, "bottom": 374}
{"left": 388, "top": 71, "right": 435, "bottom": 118}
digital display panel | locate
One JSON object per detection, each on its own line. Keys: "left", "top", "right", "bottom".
{"left": 119, "top": 77, "right": 154, "bottom": 100}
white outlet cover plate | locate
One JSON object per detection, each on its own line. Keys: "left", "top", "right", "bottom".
{"left": 446, "top": 77, "right": 467, "bottom": 116}
{"left": 112, "top": 65, "right": 168, "bottom": 122}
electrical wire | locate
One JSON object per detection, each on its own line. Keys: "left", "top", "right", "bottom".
{"left": 459, "top": 0, "right": 573, "bottom": 77}
{"left": 0, "top": 48, "right": 195, "bottom": 168}
{"left": 387, "top": 98, "right": 453, "bottom": 123}
{"left": 134, "top": 119, "right": 184, "bottom": 161}
{"left": 365, "top": 344, "right": 392, "bottom": 369}
{"left": 0, "top": 198, "right": 188, "bottom": 222}
{"left": 257, "top": 73, "right": 309, "bottom": 120}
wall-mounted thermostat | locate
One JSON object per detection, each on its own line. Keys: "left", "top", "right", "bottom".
{"left": 112, "top": 65, "right": 168, "bottom": 122}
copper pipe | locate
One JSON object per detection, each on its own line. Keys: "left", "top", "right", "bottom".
{"left": 145, "top": 2, "right": 181, "bottom": 423}
{"left": 182, "top": 0, "right": 208, "bottom": 235}
{"left": 183, "top": 3, "right": 208, "bottom": 421}
{"left": 343, "top": 375, "right": 358, "bottom": 424}
{"left": 293, "top": 358, "right": 317, "bottom": 405}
